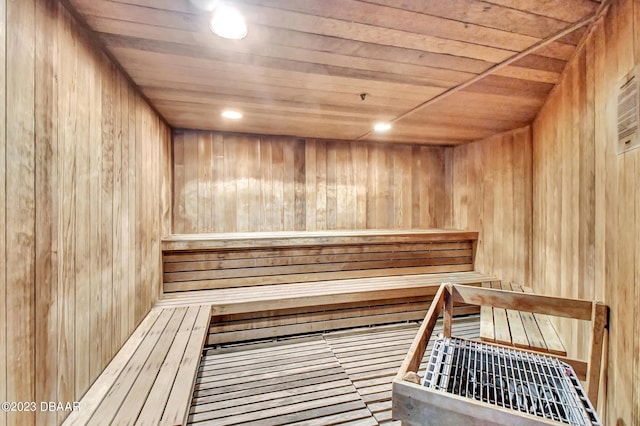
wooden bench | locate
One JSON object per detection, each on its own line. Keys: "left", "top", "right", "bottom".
{"left": 162, "top": 229, "right": 478, "bottom": 293}
{"left": 156, "top": 271, "right": 493, "bottom": 345}
{"left": 63, "top": 305, "right": 211, "bottom": 426}
{"left": 480, "top": 281, "right": 566, "bottom": 356}
{"left": 159, "top": 230, "right": 494, "bottom": 345}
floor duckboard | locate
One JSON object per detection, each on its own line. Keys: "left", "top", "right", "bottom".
{"left": 189, "top": 315, "right": 480, "bottom": 425}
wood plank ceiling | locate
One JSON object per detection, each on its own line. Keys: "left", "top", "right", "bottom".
{"left": 66, "top": 0, "right": 601, "bottom": 145}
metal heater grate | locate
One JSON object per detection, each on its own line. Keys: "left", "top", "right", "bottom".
{"left": 422, "top": 337, "right": 602, "bottom": 426}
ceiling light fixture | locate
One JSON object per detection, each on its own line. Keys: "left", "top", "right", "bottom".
{"left": 209, "top": 4, "right": 248, "bottom": 40}
{"left": 374, "top": 122, "right": 392, "bottom": 133}
{"left": 222, "top": 110, "right": 242, "bottom": 119}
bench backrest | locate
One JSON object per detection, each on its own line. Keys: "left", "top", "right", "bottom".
{"left": 162, "top": 230, "right": 478, "bottom": 293}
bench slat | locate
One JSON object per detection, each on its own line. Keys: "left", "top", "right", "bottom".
{"left": 161, "top": 305, "right": 212, "bottom": 425}
{"left": 533, "top": 313, "right": 566, "bottom": 356}
{"left": 511, "top": 284, "right": 547, "bottom": 352}
{"left": 112, "top": 307, "right": 189, "bottom": 425}
{"left": 164, "top": 264, "right": 475, "bottom": 292}
{"left": 162, "top": 230, "right": 477, "bottom": 293}
{"left": 479, "top": 282, "right": 495, "bottom": 342}
{"left": 490, "top": 281, "right": 512, "bottom": 346}
{"left": 163, "top": 249, "right": 472, "bottom": 273}
{"left": 91, "top": 309, "right": 176, "bottom": 425}
{"left": 156, "top": 271, "right": 494, "bottom": 313}
{"left": 520, "top": 286, "right": 567, "bottom": 356}
{"left": 162, "top": 230, "right": 479, "bottom": 251}
{"left": 480, "top": 282, "right": 568, "bottom": 357}
{"left": 137, "top": 306, "right": 200, "bottom": 424}
{"left": 163, "top": 242, "right": 472, "bottom": 263}
{"left": 501, "top": 282, "right": 530, "bottom": 349}
{"left": 65, "top": 306, "right": 210, "bottom": 426}
{"left": 163, "top": 257, "right": 473, "bottom": 283}
{"left": 62, "top": 310, "right": 163, "bottom": 425}
{"left": 518, "top": 284, "right": 566, "bottom": 356}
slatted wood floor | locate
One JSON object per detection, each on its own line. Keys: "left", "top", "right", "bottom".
{"left": 189, "top": 316, "right": 480, "bottom": 425}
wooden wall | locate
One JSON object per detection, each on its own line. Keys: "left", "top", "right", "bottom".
{"left": 172, "top": 130, "right": 453, "bottom": 233}
{"left": 0, "top": 1, "right": 171, "bottom": 425}
{"left": 532, "top": 0, "right": 639, "bottom": 423}
{"left": 452, "top": 127, "right": 533, "bottom": 286}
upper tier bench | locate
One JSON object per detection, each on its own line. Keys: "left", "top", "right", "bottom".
{"left": 159, "top": 230, "right": 495, "bottom": 345}
{"left": 162, "top": 229, "right": 480, "bottom": 293}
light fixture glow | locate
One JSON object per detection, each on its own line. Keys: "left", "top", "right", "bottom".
{"left": 374, "top": 122, "right": 392, "bottom": 132}
{"left": 222, "top": 110, "right": 242, "bottom": 119}
{"left": 209, "top": 5, "right": 247, "bottom": 40}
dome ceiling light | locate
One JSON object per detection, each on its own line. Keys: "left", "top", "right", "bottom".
{"left": 221, "top": 110, "right": 243, "bottom": 119}
{"left": 374, "top": 122, "right": 392, "bottom": 133}
{"left": 209, "top": 4, "right": 248, "bottom": 40}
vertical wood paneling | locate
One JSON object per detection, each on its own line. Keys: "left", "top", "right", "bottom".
{"left": 0, "top": 0, "right": 5, "bottom": 423}
{"left": 6, "top": 2, "right": 36, "bottom": 426}
{"left": 440, "top": 148, "right": 454, "bottom": 228}
{"left": 633, "top": 3, "right": 640, "bottom": 422}
{"left": 271, "top": 138, "right": 284, "bottom": 230}
{"left": 172, "top": 131, "right": 185, "bottom": 230}
{"left": 212, "top": 133, "right": 224, "bottom": 232}
{"left": 34, "top": 1, "right": 57, "bottom": 424}
{"left": 532, "top": 1, "right": 640, "bottom": 422}
{"left": 2, "top": 1, "right": 171, "bottom": 424}
{"left": 293, "top": 140, "right": 306, "bottom": 231}
{"left": 74, "top": 10, "right": 91, "bottom": 403}
{"left": 100, "top": 59, "right": 115, "bottom": 367}
{"left": 452, "top": 127, "right": 532, "bottom": 287}
{"left": 172, "top": 131, "right": 454, "bottom": 233}
{"left": 354, "top": 143, "right": 367, "bottom": 229}
{"left": 196, "top": 132, "right": 210, "bottom": 233}
{"left": 283, "top": 138, "right": 296, "bottom": 231}
{"left": 119, "top": 74, "right": 130, "bottom": 345}
{"left": 88, "top": 39, "right": 103, "bottom": 385}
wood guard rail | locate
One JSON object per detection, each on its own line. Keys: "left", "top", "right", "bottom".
{"left": 395, "top": 283, "right": 609, "bottom": 406}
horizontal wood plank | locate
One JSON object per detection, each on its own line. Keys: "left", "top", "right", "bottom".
{"left": 66, "top": 0, "right": 597, "bottom": 143}
{"left": 63, "top": 306, "right": 210, "bottom": 426}
{"left": 162, "top": 230, "right": 479, "bottom": 293}
{"left": 162, "top": 229, "right": 478, "bottom": 251}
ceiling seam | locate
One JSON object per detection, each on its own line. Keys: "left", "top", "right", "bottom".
{"left": 353, "top": 14, "right": 599, "bottom": 142}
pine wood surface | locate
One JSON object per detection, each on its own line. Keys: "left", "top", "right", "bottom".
{"left": 162, "top": 230, "right": 478, "bottom": 293}
{"left": 479, "top": 282, "right": 567, "bottom": 356}
{"left": 172, "top": 131, "right": 453, "bottom": 234}
{"left": 190, "top": 316, "right": 480, "bottom": 426}
{"left": 452, "top": 126, "right": 533, "bottom": 286}
{"left": 156, "top": 271, "right": 494, "bottom": 312}
{"left": 532, "top": 0, "right": 638, "bottom": 422}
{"left": 62, "top": 305, "right": 211, "bottom": 426}
{"left": 65, "top": 0, "right": 599, "bottom": 144}
{"left": 1, "top": 1, "right": 171, "bottom": 425}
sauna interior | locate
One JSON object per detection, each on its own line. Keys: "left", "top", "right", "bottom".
{"left": 1, "top": 0, "right": 640, "bottom": 425}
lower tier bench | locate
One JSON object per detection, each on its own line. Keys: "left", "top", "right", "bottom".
{"left": 160, "top": 229, "right": 491, "bottom": 344}
{"left": 63, "top": 305, "right": 211, "bottom": 426}
{"left": 155, "top": 271, "right": 495, "bottom": 345}
{"left": 480, "top": 281, "right": 567, "bottom": 356}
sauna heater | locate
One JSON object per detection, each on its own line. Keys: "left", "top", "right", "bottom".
{"left": 421, "top": 337, "right": 602, "bottom": 426}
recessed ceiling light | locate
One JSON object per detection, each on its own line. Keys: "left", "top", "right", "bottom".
{"left": 222, "top": 110, "right": 242, "bottom": 119}
{"left": 374, "top": 122, "right": 392, "bottom": 132}
{"left": 209, "top": 4, "right": 248, "bottom": 40}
